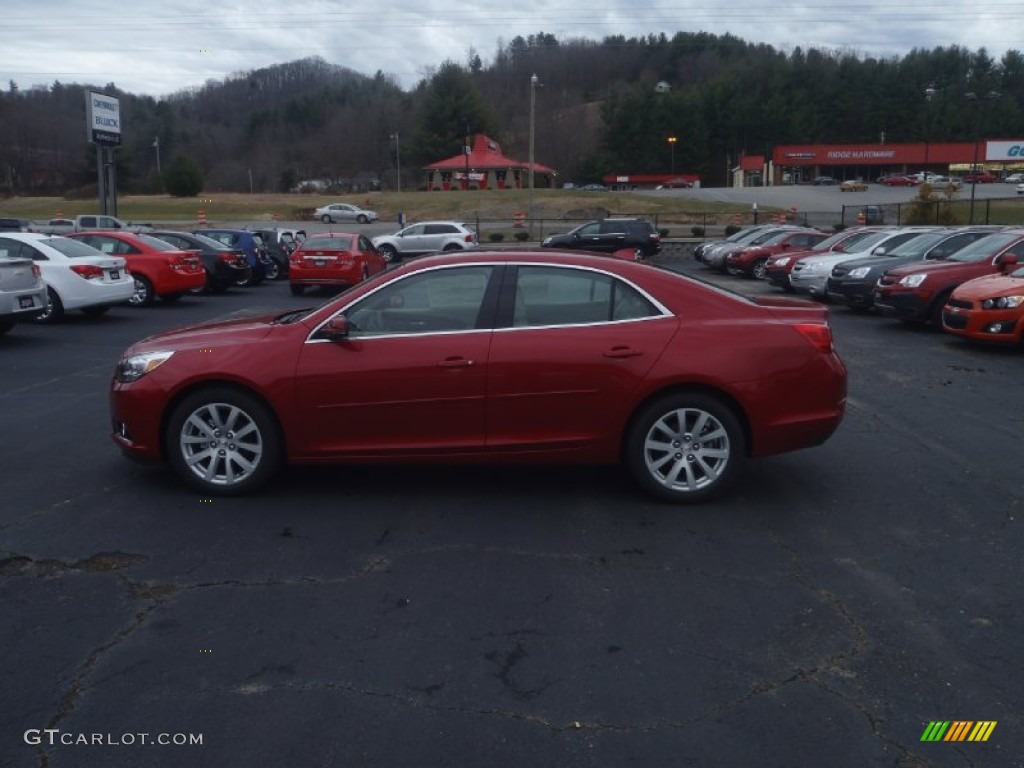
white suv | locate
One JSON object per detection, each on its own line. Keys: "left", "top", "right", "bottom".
{"left": 372, "top": 221, "right": 478, "bottom": 262}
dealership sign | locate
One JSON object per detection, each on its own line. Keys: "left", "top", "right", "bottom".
{"left": 85, "top": 91, "right": 121, "bottom": 146}
{"left": 984, "top": 141, "right": 1024, "bottom": 161}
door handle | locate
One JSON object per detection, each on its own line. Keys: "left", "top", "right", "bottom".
{"left": 603, "top": 346, "right": 643, "bottom": 359}
{"left": 438, "top": 357, "right": 475, "bottom": 368}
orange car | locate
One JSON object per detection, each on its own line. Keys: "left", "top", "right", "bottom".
{"left": 942, "top": 266, "right": 1024, "bottom": 344}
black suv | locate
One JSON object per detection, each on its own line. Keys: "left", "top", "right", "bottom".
{"left": 541, "top": 218, "right": 661, "bottom": 259}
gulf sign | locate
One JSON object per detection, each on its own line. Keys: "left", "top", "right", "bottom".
{"left": 85, "top": 91, "right": 121, "bottom": 146}
{"left": 984, "top": 141, "right": 1024, "bottom": 161}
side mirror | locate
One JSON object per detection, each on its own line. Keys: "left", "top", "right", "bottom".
{"left": 781, "top": 242, "right": 791, "bottom": 249}
{"left": 999, "top": 253, "right": 1020, "bottom": 268}
{"left": 320, "top": 315, "right": 350, "bottom": 341}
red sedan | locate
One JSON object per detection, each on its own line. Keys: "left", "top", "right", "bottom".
{"left": 880, "top": 175, "right": 921, "bottom": 187}
{"left": 67, "top": 231, "right": 206, "bottom": 305}
{"left": 110, "top": 252, "right": 846, "bottom": 503}
{"left": 289, "top": 233, "right": 386, "bottom": 295}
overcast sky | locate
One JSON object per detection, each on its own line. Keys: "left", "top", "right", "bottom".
{"left": 1, "top": 0, "right": 1016, "bottom": 97}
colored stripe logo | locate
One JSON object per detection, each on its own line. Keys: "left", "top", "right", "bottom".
{"left": 921, "top": 721, "right": 996, "bottom": 742}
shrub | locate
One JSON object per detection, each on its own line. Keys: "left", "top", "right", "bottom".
{"left": 488, "top": 232, "right": 505, "bottom": 242}
{"left": 514, "top": 231, "right": 530, "bottom": 241}
{"left": 725, "top": 224, "right": 740, "bottom": 236}
{"left": 659, "top": 228, "right": 670, "bottom": 238}
{"left": 690, "top": 226, "right": 705, "bottom": 237}
{"left": 162, "top": 155, "right": 204, "bottom": 197}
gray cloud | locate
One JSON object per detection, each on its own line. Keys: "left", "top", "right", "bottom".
{"left": 0, "top": 0, "right": 1015, "bottom": 96}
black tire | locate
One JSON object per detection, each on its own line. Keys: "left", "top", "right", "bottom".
{"left": 442, "top": 243, "right": 462, "bottom": 252}
{"left": 290, "top": 284, "right": 305, "bottom": 296}
{"left": 625, "top": 392, "right": 745, "bottom": 504}
{"left": 264, "top": 260, "right": 280, "bottom": 281}
{"left": 356, "top": 214, "right": 368, "bottom": 224}
{"left": 929, "top": 290, "right": 953, "bottom": 327}
{"left": 161, "top": 292, "right": 184, "bottom": 303}
{"left": 751, "top": 258, "right": 768, "bottom": 280}
{"left": 33, "top": 287, "right": 64, "bottom": 324}
{"left": 164, "top": 387, "right": 282, "bottom": 495}
{"left": 80, "top": 305, "right": 110, "bottom": 317}
{"left": 320, "top": 214, "right": 333, "bottom": 224}
{"left": 129, "top": 275, "right": 155, "bottom": 306}
{"left": 631, "top": 248, "right": 644, "bottom": 261}
{"left": 378, "top": 244, "right": 399, "bottom": 263}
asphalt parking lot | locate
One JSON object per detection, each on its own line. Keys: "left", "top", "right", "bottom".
{"left": 3, "top": 255, "right": 1023, "bottom": 768}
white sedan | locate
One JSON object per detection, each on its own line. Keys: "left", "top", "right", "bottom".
{"left": 313, "top": 203, "right": 379, "bottom": 224}
{"left": 0, "top": 233, "right": 135, "bottom": 323}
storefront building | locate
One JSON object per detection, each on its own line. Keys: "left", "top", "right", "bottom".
{"left": 766, "top": 140, "right": 1024, "bottom": 184}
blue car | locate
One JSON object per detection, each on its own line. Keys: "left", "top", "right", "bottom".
{"left": 194, "top": 229, "right": 273, "bottom": 284}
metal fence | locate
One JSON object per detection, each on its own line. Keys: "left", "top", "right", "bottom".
{"left": 461, "top": 195, "right": 1024, "bottom": 244}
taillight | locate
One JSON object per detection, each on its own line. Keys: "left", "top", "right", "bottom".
{"left": 464, "top": 234, "right": 474, "bottom": 243}
{"left": 794, "top": 323, "right": 834, "bottom": 353}
{"left": 70, "top": 264, "right": 104, "bottom": 280}
{"left": 216, "top": 253, "right": 235, "bottom": 263}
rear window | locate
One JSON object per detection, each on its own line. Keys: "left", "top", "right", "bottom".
{"left": 137, "top": 234, "right": 177, "bottom": 251}
{"left": 43, "top": 237, "right": 106, "bottom": 259}
{"left": 303, "top": 236, "right": 353, "bottom": 250}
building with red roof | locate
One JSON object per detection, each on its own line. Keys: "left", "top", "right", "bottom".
{"left": 423, "top": 134, "right": 555, "bottom": 191}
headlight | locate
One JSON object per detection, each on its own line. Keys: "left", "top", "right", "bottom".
{"left": 899, "top": 274, "right": 927, "bottom": 288}
{"left": 542, "top": 237, "right": 552, "bottom": 246}
{"left": 981, "top": 295, "right": 1024, "bottom": 309}
{"left": 115, "top": 351, "right": 175, "bottom": 383}
{"left": 848, "top": 267, "right": 871, "bottom": 278}
{"left": 774, "top": 257, "right": 791, "bottom": 267}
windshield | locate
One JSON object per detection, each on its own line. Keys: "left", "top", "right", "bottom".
{"left": 750, "top": 229, "right": 788, "bottom": 245}
{"left": 43, "top": 236, "right": 105, "bottom": 259}
{"left": 948, "top": 233, "right": 1022, "bottom": 263}
{"left": 814, "top": 230, "right": 856, "bottom": 250}
{"left": 884, "top": 231, "right": 950, "bottom": 257}
{"left": 844, "top": 231, "right": 892, "bottom": 253}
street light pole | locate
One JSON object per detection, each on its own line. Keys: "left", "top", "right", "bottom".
{"left": 667, "top": 136, "right": 677, "bottom": 176}
{"left": 391, "top": 132, "right": 401, "bottom": 194}
{"left": 152, "top": 135, "right": 161, "bottom": 175}
{"left": 528, "top": 73, "right": 538, "bottom": 236}
{"left": 965, "top": 90, "right": 1000, "bottom": 224}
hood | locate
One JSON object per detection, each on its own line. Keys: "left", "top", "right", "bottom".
{"left": 130, "top": 311, "right": 282, "bottom": 353}
{"left": 884, "top": 260, "right": 973, "bottom": 278}
{"left": 952, "top": 273, "right": 1024, "bottom": 300}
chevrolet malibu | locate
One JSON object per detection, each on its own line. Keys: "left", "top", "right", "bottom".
{"left": 110, "top": 252, "right": 847, "bottom": 503}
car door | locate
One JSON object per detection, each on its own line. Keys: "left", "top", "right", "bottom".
{"left": 396, "top": 224, "right": 429, "bottom": 255}
{"left": 595, "top": 221, "right": 629, "bottom": 252}
{"left": 485, "top": 265, "right": 678, "bottom": 451}
{"left": 293, "top": 264, "right": 500, "bottom": 457}
{"left": 357, "top": 235, "right": 385, "bottom": 275}
{"left": 422, "top": 224, "right": 456, "bottom": 251}
{"left": 571, "top": 221, "right": 604, "bottom": 251}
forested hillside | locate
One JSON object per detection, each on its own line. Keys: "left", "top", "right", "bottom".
{"left": 1, "top": 32, "right": 1022, "bottom": 195}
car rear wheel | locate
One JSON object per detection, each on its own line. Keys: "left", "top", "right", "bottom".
{"left": 442, "top": 243, "right": 461, "bottom": 252}
{"left": 165, "top": 387, "right": 282, "bottom": 495}
{"left": 33, "top": 287, "right": 64, "bottom": 324}
{"left": 751, "top": 258, "right": 768, "bottom": 280}
{"left": 264, "top": 260, "right": 280, "bottom": 281}
{"left": 378, "top": 244, "right": 398, "bottom": 263}
{"left": 129, "top": 276, "right": 155, "bottom": 306}
{"left": 625, "top": 393, "right": 745, "bottom": 504}
{"left": 320, "top": 214, "right": 333, "bottom": 224}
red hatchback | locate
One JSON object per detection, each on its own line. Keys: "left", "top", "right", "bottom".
{"left": 942, "top": 266, "right": 1024, "bottom": 344}
{"left": 68, "top": 231, "right": 206, "bottom": 305}
{"left": 289, "top": 232, "right": 386, "bottom": 295}
{"left": 110, "top": 251, "right": 847, "bottom": 503}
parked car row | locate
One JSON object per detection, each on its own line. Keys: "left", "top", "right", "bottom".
{"left": 0, "top": 222, "right": 484, "bottom": 334}
{"left": 696, "top": 224, "right": 1024, "bottom": 346}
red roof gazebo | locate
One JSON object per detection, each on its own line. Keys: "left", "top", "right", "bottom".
{"left": 423, "top": 134, "right": 555, "bottom": 191}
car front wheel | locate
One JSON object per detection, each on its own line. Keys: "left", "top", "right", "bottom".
{"left": 378, "top": 244, "right": 398, "bottom": 263}
{"left": 751, "top": 258, "right": 768, "bottom": 280}
{"left": 165, "top": 388, "right": 282, "bottom": 495}
{"left": 625, "top": 393, "right": 744, "bottom": 503}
